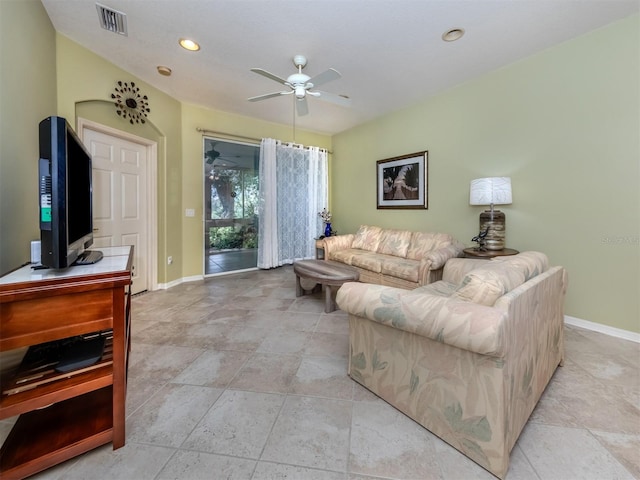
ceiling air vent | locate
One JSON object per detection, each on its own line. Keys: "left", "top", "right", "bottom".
{"left": 96, "top": 3, "right": 127, "bottom": 36}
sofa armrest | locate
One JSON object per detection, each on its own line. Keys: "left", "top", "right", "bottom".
{"left": 417, "top": 241, "right": 466, "bottom": 284}
{"left": 323, "top": 234, "right": 355, "bottom": 260}
{"left": 337, "top": 282, "right": 507, "bottom": 356}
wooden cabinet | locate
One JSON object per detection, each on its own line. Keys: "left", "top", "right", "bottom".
{"left": 0, "top": 246, "right": 133, "bottom": 479}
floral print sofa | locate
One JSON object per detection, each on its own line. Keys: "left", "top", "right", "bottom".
{"left": 322, "top": 225, "right": 465, "bottom": 289}
{"left": 336, "top": 251, "right": 568, "bottom": 478}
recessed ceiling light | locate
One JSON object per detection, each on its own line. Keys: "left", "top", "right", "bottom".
{"left": 442, "top": 28, "right": 465, "bottom": 42}
{"left": 157, "top": 66, "right": 172, "bottom": 76}
{"left": 179, "top": 38, "right": 200, "bottom": 51}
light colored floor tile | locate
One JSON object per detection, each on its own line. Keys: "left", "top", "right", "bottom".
{"left": 252, "top": 461, "right": 346, "bottom": 480}
{"left": 304, "top": 331, "right": 350, "bottom": 358}
{"left": 126, "top": 383, "right": 223, "bottom": 447}
{"left": 211, "top": 325, "right": 273, "bottom": 352}
{"left": 290, "top": 355, "right": 354, "bottom": 400}
{"left": 56, "top": 443, "right": 175, "bottom": 479}
{"left": 157, "top": 450, "right": 256, "bottom": 479}
{"left": 229, "top": 352, "right": 301, "bottom": 393}
{"left": 530, "top": 369, "right": 640, "bottom": 435}
{"left": 125, "top": 377, "right": 166, "bottom": 416}
{"left": 232, "top": 295, "right": 295, "bottom": 311}
{"left": 431, "top": 434, "right": 496, "bottom": 479}
{"left": 568, "top": 349, "right": 640, "bottom": 386}
{"left": 315, "top": 313, "right": 350, "bottom": 335}
{"left": 268, "top": 310, "right": 322, "bottom": 332}
{"left": 257, "top": 329, "right": 312, "bottom": 355}
{"left": 590, "top": 430, "right": 640, "bottom": 479}
{"left": 128, "top": 343, "right": 204, "bottom": 382}
{"left": 183, "top": 389, "right": 284, "bottom": 459}
{"left": 500, "top": 444, "right": 540, "bottom": 480}
{"left": 517, "top": 423, "right": 635, "bottom": 480}
{"left": 262, "top": 395, "right": 352, "bottom": 471}
{"left": 350, "top": 401, "right": 441, "bottom": 479}
{"left": 171, "top": 349, "right": 251, "bottom": 387}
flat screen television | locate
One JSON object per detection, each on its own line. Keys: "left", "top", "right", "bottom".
{"left": 38, "top": 116, "right": 101, "bottom": 268}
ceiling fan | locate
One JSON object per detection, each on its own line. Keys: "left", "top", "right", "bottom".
{"left": 248, "top": 55, "right": 351, "bottom": 116}
{"left": 205, "top": 142, "right": 241, "bottom": 166}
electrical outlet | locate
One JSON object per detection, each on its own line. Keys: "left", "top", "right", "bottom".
{"left": 167, "top": 256, "right": 173, "bottom": 265}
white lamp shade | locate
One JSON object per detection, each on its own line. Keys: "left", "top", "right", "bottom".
{"left": 469, "top": 177, "right": 512, "bottom": 206}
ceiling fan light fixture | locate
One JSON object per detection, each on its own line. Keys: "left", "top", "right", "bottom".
{"left": 248, "top": 55, "right": 348, "bottom": 116}
{"left": 442, "top": 28, "right": 465, "bottom": 42}
{"left": 179, "top": 38, "right": 200, "bottom": 51}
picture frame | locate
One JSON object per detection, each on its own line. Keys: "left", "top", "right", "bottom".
{"left": 376, "top": 151, "right": 428, "bottom": 209}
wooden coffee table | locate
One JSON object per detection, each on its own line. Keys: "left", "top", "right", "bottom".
{"left": 293, "top": 260, "right": 359, "bottom": 313}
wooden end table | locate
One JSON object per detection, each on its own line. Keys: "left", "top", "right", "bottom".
{"left": 463, "top": 247, "right": 519, "bottom": 259}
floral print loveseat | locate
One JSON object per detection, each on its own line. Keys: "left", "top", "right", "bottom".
{"left": 322, "top": 225, "right": 465, "bottom": 289}
{"left": 336, "top": 251, "right": 568, "bottom": 478}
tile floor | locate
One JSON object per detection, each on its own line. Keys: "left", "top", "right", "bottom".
{"left": 10, "top": 266, "right": 640, "bottom": 479}
{"left": 206, "top": 249, "right": 257, "bottom": 275}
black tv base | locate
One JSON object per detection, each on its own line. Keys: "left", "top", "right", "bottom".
{"left": 74, "top": 250, "right": 104, "bottom": 265}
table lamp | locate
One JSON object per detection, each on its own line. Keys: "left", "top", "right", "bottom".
{"left": 469, "top": 177, "right": 512, "bottom": 251}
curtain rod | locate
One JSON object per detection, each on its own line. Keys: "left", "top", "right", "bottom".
{"left": 196, "top": 128, "right": 261, "bottom": 144}
{"left": 196, "top": 127, "right": 332, "bottom": 154}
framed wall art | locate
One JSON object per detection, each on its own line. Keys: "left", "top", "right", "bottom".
{"left": 376, "top": 151, "right": 428, "bottom": 209}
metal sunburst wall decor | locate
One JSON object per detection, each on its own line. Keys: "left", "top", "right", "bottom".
{"left": 111, "top": 81, "right": 150, "bottom": 124}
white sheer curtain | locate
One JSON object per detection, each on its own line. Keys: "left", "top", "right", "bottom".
{"left": 257, "top": 138, "right": 328, "bottom": 269}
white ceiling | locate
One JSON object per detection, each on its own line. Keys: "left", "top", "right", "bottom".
{"left": 41, "top": 0, "right": 638, "bottom": 136}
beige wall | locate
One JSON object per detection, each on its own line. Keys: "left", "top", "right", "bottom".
{"left": 0, "top": 0, "right": 57, "bottom": 275}
{"left": 332, "top": 15, "right": 640, "bottom": 333}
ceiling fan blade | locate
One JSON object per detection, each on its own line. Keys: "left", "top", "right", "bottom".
{"left": 314, "top": 90, "right": 352, "bottom": 107}
{"left": 250, "top": 68, "right": 288, "bottom": 85}
{"left": 296, "top": 97, "right": 309, "bottom": 116}
{"left": 308, "top": 68, "right": 341, "bottom": 88}
{"left": 248, "top": 91, "right": 290, "bottom": 102}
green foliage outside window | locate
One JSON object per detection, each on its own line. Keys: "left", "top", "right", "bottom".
{"left": 209, "top": 224, "right": 257, "bottom": 250}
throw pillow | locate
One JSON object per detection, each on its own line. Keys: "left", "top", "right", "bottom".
{"left": 377, "top": 229, "right": 412, "bottom": 257}
{"left": 453, "top": 260, "right": 526, "bottom": 306}
{"left": 351, "top": 225, "right": 383, "bottom": 252}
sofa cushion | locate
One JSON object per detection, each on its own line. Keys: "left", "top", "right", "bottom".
{"left": 330, "top": 248, "right": 362, "bottom": 265}
{"left": 377, "top": 229, "right": 412, "bottom": 257}
{"left": 380, "top": 256, "right": 421, "bottom": 283}
{"left": 406, "top": 232, "right": 452, "bottom": 260}
{"left": 350, "top": 251, "right": 384, "bottom": 273}
{"left": 453, "top": 261, "right": 527, "bottom": 306}
{"left": 351, "top": 225, "right": 383, "bottom": 252}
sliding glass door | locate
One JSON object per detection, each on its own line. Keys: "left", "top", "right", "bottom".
{"left": 204, "top": 138, "right": 260, "bottom": 275}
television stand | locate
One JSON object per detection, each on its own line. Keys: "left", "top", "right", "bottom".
{"left": 74, "top": 249, "right": 104, "bottom": 265}
{"left": 0, "top": 246, "right": 133, "bottom": 478}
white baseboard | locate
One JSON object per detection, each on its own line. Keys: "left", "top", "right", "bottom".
{"left": 565, "top": 315, "right": 640, "bottom": 344}
{"left": 157, "top": 275, "right": 204, "bottom": 290}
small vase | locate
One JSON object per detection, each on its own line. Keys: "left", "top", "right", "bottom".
{"left": 324, "top": 222, "right": 332, "bottom": 237}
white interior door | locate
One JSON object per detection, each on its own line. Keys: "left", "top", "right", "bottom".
{"left": 82, "top": 126, "right": 151, "bottom": 294}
